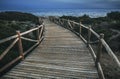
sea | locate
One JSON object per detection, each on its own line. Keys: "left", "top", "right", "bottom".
{"left": 1, "top": 9, "right": 120, "bottom": 18}
{"left": 31, "top": 9, "right": 120, "bottom": 18}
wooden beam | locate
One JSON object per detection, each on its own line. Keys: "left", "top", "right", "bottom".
{"left": 87, "top": 25, "right": 92, "bottom": 46}
{"left": 16, "top": 31, "right": 24, "bottom": 60}
{"left": 0, "top": 56, "right": 22, "bottom": 73}
{"left": 98, "top": 62, "right": 105, "bottom": 79}
{"left": 101, "top": 38, "right": 120, "bottom": 67}
{"left": 0, "top": 35, "right": 17, "bottom": 44}
{"left": 21, "top": 37, "right": 38, "bottom": 43}
{"left": 0, "top": 38, "right": 18, "bottom": 60}
{"left": 96, "top": 33, "right": 104, "bottom": 66}
{"left": 79, "top": 22, "right": 82, "bottom": 36}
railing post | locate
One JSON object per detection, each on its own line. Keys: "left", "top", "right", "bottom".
{"left": 60, "top": 19, "right": 62, "bottom": 25}
{"left": 96, "top": 33, "right": 104, "bottom": 65}
{"left": 39, "top": 18, "right": 42, "bottom": 24}
{"left": 43, "top": 23, "right": 45, "bottom": 37}
{"left": 53, "top": 18, "right": 54, "bottom": 22}
{"left": 87, "top": 25, "right": 91, "bottom": 46}
{"left": 62, "top": 19, "right": 64, "bottom": 26}
{"left": 16, "top": 31, "right": 24, "bottom": 60}
{"left": 62, "top": 19, "right": 64, "bottom": 27}
{"left": 58, "top": 19, "right": 60, "bottom": 25}
{"left": 37, "top": 26, "right": 40, "bottom": 43}
{"left": 79, "top": 22, "right": 82, "bottom": 37}
{"left": 68, "top": 20, "right": 70, "bottom": 29}
{"left": 96, "top": 33, "right": 105, "bottom": 79}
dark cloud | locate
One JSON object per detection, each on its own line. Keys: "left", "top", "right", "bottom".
{"left": 0, "top": 0, "right": 120, "bottom": 10}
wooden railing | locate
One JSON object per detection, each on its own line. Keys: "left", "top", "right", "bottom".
{"left": 49, "top": 16, "right": 120, "bottom": 79}
{"left": 0, "top": 22, "right": 45, "bottom": 73}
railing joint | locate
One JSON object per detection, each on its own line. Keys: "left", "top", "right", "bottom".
{"left": 16, "top": 31, "right": 24, "bottom": 60}
{"left": 87, "top": 25, "right": 92, "bottom": 47}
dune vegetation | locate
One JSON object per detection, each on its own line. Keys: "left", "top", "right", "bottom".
{"left": 0, "top": 11, "right": 39, "bottom": 74}
{"left": 60, "top": 11, "right": 120, "bottom": 79}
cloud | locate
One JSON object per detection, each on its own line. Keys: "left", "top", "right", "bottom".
{"left": 0, "top": 0, "right": 120, "bottom": 10}
{"left": 52, "top": 0, "right": 86, "bottom": 3}
{"left": 107, "top": 0, "right": 120, "bottom": 1}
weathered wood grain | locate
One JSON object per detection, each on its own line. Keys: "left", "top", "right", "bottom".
{"left": 2, "top": 19, "right": 98, "bottom": 79}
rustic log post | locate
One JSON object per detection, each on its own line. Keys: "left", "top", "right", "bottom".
{"left": 79, "top": 22, "right": 82, "bottom": 37}
{"left": 39, "top": 18, "right": 41, "bottom": 24}
{"left": 51, "top": 17, "right": 52, "bottom": 21}
{"left": 57, "top": 18, "right": 59, "bottom": 24}
{"left": 72, "top": 22, "right": 74, "bottom": 29}
{"left": 53, "top": 17, "right": 54, "bottom": 22}
{"left": 57, "top": 19, "right": 59, "bottom": 24}
{"left": 87, "top": 25, "right": 91, "bottom": 46}
{"left": 42, "top": 23, "right": 45, "bottom": 37}
{"left": 59, "top": 19, "right": 61, "bottom": 25}
{"left": 37, "top": 27, "right": 40, "bottom": 43}
{"left": 61, "top": 19, "right": 63, "bottom": 26}
{"left": 96, "top": 33, "right": 105, "bottom": 79}
{"left": 53, "top": 17, "right": 55, "bottom": 22}
{"left": 60, "top": 19, "right": 62, "bottom": 25}
{"left": 96, "top": 33, "right": 104, "bottom": 66}
{"left": 55, "top": 18, "right": 57, "bottom": 24}
{"left": 62, "top": 19, "right": 64, "bottom": 27}
{"left": 67, "top": 20, "right": 70, "bottom": 29}
{"left": 58, "top": 19, "right": 60, "bottom": 25}
{"left": 16, "top": 31, "right": 24, "bottom": 60}
{"left": 55, "top": 18, "right": 56, "bottom": 23}
{"left": 61, "top": 19, "right": 64, "bottom": 27}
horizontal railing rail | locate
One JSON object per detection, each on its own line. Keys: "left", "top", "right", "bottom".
{"left": 49, "top": 16, "right": 120, "bottom": 79}
{"left": 0, "top": 22, "right": 45, "bottom": 73}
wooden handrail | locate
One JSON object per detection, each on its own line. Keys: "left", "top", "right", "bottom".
{"left": 20, "top": 27, "right": 39, "bottom": 36}
{"left": 0, "top": 25, "right": 43, "bottom": 44}
{"left": 101, "top": 38, "right": 120, "bottom": 67}
{"left": 49, "top": 17, "right": 120, "bottom": 79}
{"left": 50, "top": 17, "right": 120, "bottom": 66}
{"left": 0, "top": 56, "right": 22, "bottom": 73}
{"left": 90, "top": 29, "right": 100, "bottom": 39}
{"left": 21, "top": 37, "right": 38, "bottom": 42}
{"left": 0, "top": 38, "right": 19, "bottom": 60}
{"left": 0, "top": 35, "right": 18, "bottom": 44}
{"left": 0, "top": 22, "right": 45, "bottom": 73}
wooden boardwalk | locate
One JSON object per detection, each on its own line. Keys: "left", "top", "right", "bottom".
{"left": 1, "top": 19, "right": 98, "bottom": 79}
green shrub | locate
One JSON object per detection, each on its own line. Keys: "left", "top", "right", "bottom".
{"left": 0, "top": 11, "right": 39, "bottom": 24}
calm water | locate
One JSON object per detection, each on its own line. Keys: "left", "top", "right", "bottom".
{"left": 31, "top": 9, "right": 120, "bottom": 18}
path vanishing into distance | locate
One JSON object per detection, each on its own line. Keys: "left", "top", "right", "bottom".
{"left": 2, "top": 19, "right": 98, "bottom": 79}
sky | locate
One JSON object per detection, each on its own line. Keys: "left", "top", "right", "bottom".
{"left": 0, "top": 0, "right": 120, "bottom": 11}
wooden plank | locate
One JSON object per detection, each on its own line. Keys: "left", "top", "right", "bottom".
{"left": 2, "top": 19, "right": 98, "bottom": 79}
{"left": 4, "top": 70, "right": 94, "bottom": 79}
{"left": 16, "top": 62, "right": 96, "bottom": 72}
{"left": 25, "top": 59, "right": 94, "bottom": 65}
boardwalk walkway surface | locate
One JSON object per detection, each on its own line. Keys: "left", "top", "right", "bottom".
{"left": 1, "top": 19, "right": 98, "bottom": 79}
